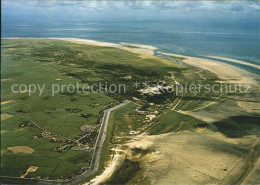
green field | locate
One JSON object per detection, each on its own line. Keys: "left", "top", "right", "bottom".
{"left": 1, "top": 39, "right": 185, "bottom": 180}
{"left": 1, "top": 40, "right": 120, "bottom": 180}
{"left": 1, "top": 39, "right": 242, "bottom": 182}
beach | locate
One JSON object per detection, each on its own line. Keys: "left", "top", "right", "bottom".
{"left": 59, "top": 38, "right": 260, "bottom": 88}
{"left": 2, "top": 38, "right": 259, "bottom": 185}
{"left": 2, "top": 1, "right": 260, "bottom": 184}
{"left": 51, "top": 38, "right": 157, "bottom": 56}
{"left": 45, "top": 38, "right": 259, "bottom": 184}
{"left": 53, "top": 38, "right": 259, "bottom": 87}
{"left": 158, "top": 52, "right": 259, "bottom": 86}
{"left": 6, "top": 37, "right": 259, "bottom": 85}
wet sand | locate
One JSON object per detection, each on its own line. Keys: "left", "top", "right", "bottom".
{"left": 4, "top": 38, "right": 259, "bottom": 184}
{"left": 158, "top": 52, "right": 259, "bottom": 86}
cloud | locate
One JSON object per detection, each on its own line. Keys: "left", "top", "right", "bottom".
{"left": 2, "top": 0, "right": 260, "bottom": 14}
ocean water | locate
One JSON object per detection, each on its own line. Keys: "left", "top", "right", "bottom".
{"left": 2, "top": 1, "right": 260, "bottom": 65}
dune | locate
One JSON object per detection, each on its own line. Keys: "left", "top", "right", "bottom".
{"left": 91, "top": 131, "right": 257, "bottom": 185}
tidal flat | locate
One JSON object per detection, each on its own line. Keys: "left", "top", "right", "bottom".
{"left": 1, "top": 38, "right": 260, "bottom": 184}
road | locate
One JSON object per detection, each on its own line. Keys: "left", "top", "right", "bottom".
{"left": 69, "top": 100, "right": 131, "bottom": 184}
{"left": 1, "top": 101, "right": 131, "bottom": 184}
{"left": 89, "top": 101, "right": 131, "bottom": 172}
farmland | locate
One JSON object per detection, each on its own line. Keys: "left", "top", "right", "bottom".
{"left": 1, "top": 39, "right": 197, "bottom": 181}
{"left": 1, "top": 39, "right": 259, "bottom": 184}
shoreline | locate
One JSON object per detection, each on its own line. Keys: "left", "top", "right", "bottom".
{"left": 3, "top": 37, "right": 157, "bottom": 56}
{"left": 158, "top": 51, "right": 259, "bottom": 86}
{"left": 2, "top": 37, "right": 260, "bottom": 184}
{"left": 4, "top": 37, "right": 259, "bottom": 85}
{"left": 206, "top": 56, "right": 260, "bottom": 70}
{"left": 4, "top": 37, "right": 259, "bottom": 75}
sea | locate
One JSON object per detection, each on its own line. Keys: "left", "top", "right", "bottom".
{"left": 2, "top": 1, "right": 260, "bottom": 67}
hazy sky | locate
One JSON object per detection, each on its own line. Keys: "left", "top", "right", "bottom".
{"left": 2, "top": 0, "right": 260, "bottom": 20}
{"left": 2, "top": 1, "right": 260, "bottom": 63}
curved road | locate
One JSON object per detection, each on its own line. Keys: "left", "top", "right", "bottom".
{"left": 1, "top": 101, "right": 131, "bottom": 184}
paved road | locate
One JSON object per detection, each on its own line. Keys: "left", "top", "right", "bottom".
{"left": 1, "top": 101, "right": 131, "bottom": 184}
{"left": 89, "top": 101, "right": 131, "bottom": 172}
{"left": 72, "top": 100, "right": 131, "bottom": 184}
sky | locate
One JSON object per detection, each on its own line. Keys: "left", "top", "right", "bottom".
{"left": 2, "top": 0, "right": 260, "bottom": 63}
{"left": 2, "top": 0, "right": 260, "bottom": 19}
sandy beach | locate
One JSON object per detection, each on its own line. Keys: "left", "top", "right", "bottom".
{"left": 3, "top": 0, "right": 260, "bottom": 184}
{"left": 6, "top": 37, "right": 258, "bottom": 86}
{"left": 3, "top": 37, "right": 259, "bottom": 184}
{"left": 65, "top": 39, "right": 258, "bottom": 184}
{"left": 158, "top": 52, "right": 259, "bottom": 86}
{"left": 51, "top": 38, "right": 157, "bottom": 56}
{"left": 52, "top": 38, "right": 259, "bottom": 87}
{"left": 207, "top": 56, "right": 260, "bottom": 70}
{"left": 4, "top": 37, "right": 157, "bottom": 56}
{"left": 53, "top": 38, "right": 259, "bottom": 86}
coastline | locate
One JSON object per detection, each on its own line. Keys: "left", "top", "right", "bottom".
{"left": 4, "top": 37, "right": 259, "bottom": 86}
{"left": 158, "top": 51, "right": 259, "bottom": 86}
{"left": 206, "top": 56, "right": 260, "bottom": 70}
{"left": 62, "top": 38, "right": 259, "bottom": 85}
{"left": 59, "top": 37, "right": 260, "bottom": 87}
{"left": 2, "top": 37, "right": 260, "bottom": 184}
{"left": 4, "top": 37, "right": 260, "bottom": 114}
{"left": 38, "top": 37, "right": 259, "bottom": 184}
{"left": 3, "top": 37, "right": 157, "bottom": 56}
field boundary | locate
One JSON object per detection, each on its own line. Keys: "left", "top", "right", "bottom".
{"left": 0, "top": 101, "right": 131, "bottom": 184}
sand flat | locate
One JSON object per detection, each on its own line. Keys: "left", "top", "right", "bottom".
{"left": 237, "top": 101, "right": 260, "bottom": 114}
{"left": 159, "top": 52, "right": 259, "bottom": 86}
{"left": 208, "top": 56, "right": 260, "bottom": 70}
{"left": 91, "top": 131, "right": 255, "bottom": 185}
